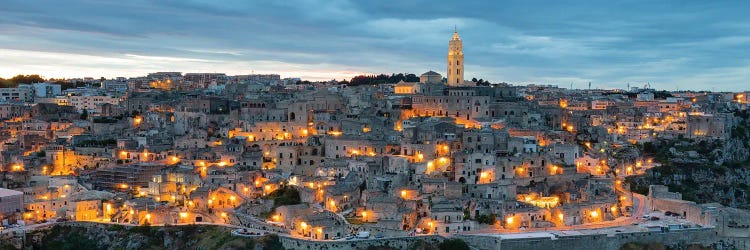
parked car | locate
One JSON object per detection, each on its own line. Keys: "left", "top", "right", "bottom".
{"left": 650, "top": 216, "right": 660, "bottom": 221}
{"left": 356, "top": 231, "right": 371, "bottom": 239}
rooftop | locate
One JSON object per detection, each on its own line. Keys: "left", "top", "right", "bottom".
{"left": 0, "top": 188, "right": 23, "bottom": 197}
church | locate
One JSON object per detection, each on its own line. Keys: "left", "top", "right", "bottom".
{"left": 393, "top": 29, "right": 470, "bottom": 95}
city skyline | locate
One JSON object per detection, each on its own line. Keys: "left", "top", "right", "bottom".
{"left": 1, "top": 1, "right": 750, "bottom": 91}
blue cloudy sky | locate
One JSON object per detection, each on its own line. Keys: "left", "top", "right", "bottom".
{"left": 1, "top": 0, "right": 749, "bottom": 91}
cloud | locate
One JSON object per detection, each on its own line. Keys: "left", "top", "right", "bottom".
{"left": 0, "top": 0, "right": 748, "bottom": 91}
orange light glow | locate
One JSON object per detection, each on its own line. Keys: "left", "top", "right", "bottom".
{"left": 10, "top": 164, "right": 23, "bottom": 171}
{"left": 438, "top": 157, "right": 448, "bottom": 164}
{"left": 590, "top": 210, "right": 599, "bottom": 218}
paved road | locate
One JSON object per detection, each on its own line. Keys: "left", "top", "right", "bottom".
{"left": 631, "top": 193, "right": 647, "bottom": 219}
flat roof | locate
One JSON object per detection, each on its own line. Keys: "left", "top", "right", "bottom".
{"left": 0, "top": 188, "right": 23, "bottom": 197}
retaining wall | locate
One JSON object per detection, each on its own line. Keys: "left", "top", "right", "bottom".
{"left": 278, "top": 235, "right": 444, "bottom": 250}
{"left": 456, "top": 228, "right": 719, "bottom": 250}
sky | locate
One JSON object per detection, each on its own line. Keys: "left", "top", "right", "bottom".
{"left": 1, "top": 0, "right": 749, "bottom": 91}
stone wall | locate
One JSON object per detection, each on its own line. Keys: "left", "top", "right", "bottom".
{"left": 649, "top": 197, "right": 710, "bottom": 225}
{"left": 456, "top": 228, "right": 718, "bottom": 250}
{"left": 279, "top": 235, "right": 444, "bottom": 250}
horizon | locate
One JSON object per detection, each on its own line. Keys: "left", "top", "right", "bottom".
{"left": 1, "top": 1, "right": 749, "bottom": 91}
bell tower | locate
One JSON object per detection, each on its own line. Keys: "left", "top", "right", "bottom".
{"left": 447, "top": 27, "right": 464, "bottom": 86}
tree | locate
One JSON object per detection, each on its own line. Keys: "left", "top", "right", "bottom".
{"left": 347, "top": 73, "right": 420, "bottom": 86}
{"left": 79, "top": 109, "right": 88, "bottom": 120}
{"left": 10, "top": 74, "right": 45, "bottom": 84}
{"left": 438, "top": 239, "right": 469, "bottom": 250}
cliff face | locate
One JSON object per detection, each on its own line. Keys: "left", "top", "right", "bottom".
{"left": 18, "top": 224, "right": 280, "bottom": 250}
{"left": 722, "top": 137, "right": 750, "bottom": 164}
{"left": 629, "top": 123, "right": 750, "bottom": 209}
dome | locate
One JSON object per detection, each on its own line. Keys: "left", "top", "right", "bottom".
{"left": 420, "top": 71, "right": 442, "bottom": 84}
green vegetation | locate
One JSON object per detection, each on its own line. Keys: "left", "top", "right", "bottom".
{"left": 31, "top": 225, "right": 102, "bottom": 250}
{"left": 620, "top": 242, "right": 713, "bottom": 250}
{"left": 475, "top": 214, "right": 497, "bottom": 224}
{"left": 28, "top": 224, "right": 282, "bottom": 250}
{"left": 0, "top": 74, "right": 100, "bottom": 90}
{"left": 263, "top": 185, "right": 301, "bottom": 208}
{"left": 620, "top": 242, "right": 665, "bottom": 250}
{"left": 630, "top": 135, "right": 750, "bottom": 207}
{"left": 347, "top": 73, "right": 420, "bottom": 86}
{"left": 368, "top": 246, "right": 397, "bottom": 250}
{"left": 93, "top": 116, "right": 121, "bottom": 123}
{"left": 0, "top": 74, "right": 45, "bottom": 88}
{"left": 438, "top": 239, "right": 470, "bottom": 250}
